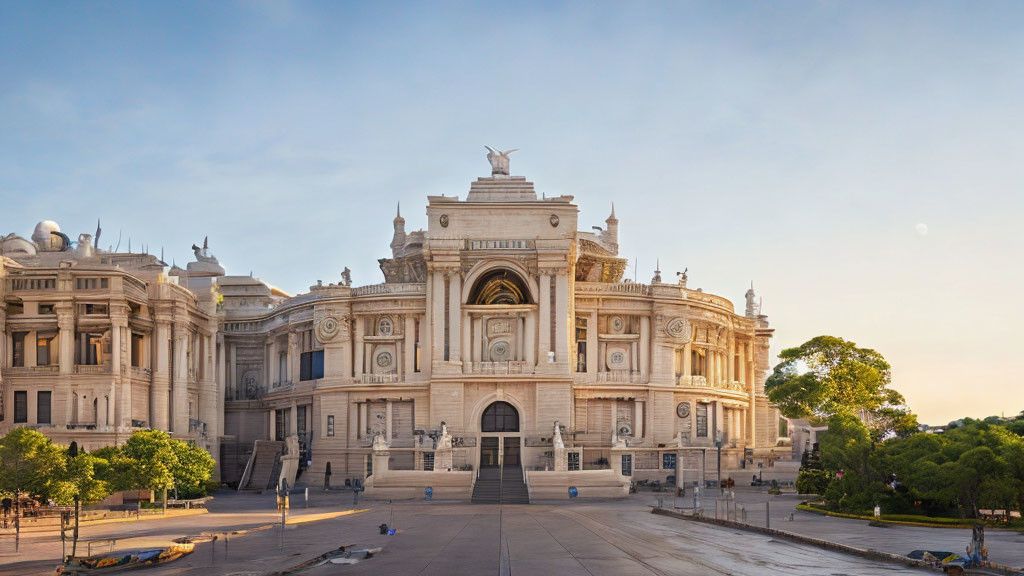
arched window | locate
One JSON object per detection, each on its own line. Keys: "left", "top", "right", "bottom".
{"left": 469, "top": 269, "right": 531, "bottom": 305}
{"left": 481, "top": 401, "right": 519, "bottom": 432}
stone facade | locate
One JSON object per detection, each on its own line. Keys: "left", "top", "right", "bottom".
{"left": 0, "top": 156, "right": 783, "bottom": 494}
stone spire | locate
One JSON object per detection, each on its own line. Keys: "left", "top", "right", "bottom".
{"left": 391, "top": 202, "right": 407, "bottom": 257}
{"left": 603, "top": 202, "right": 619, "bottom": 253}
{"left": 745, "top": 282, "right": 761, "bottom": 317}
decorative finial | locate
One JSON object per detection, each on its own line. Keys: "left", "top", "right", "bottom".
{"left": 94, "top": 219, "right": 102, "bottom": 249}
{"left": 609, "top": 202, "right": 616, "bottom": 220}
{"left": 203, "top": 236, "right": 208, "bottom": 250}
{"left": 484, "top": 146, "right": 518, "bottom": 176}
{"left": 396, "top": 202, "right": 401, "bottom": 219}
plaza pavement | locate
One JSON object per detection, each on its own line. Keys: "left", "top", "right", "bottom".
{"left": 0, "top": 488, "right": 1017, "bottom": 575}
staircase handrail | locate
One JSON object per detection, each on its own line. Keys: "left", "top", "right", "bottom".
{"left": 237, "top": 440, "right": 258, "bottom": 491}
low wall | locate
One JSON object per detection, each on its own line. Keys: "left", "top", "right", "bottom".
{"left": 527, "top": 470, "right": 630, "bottom": 500}
{"left": 364, "top": 470, "right": 474, "bottom": 500}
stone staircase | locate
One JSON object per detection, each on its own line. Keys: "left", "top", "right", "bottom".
{"left": 239, "top": 440, "right": 284, "bottom": 491}
{"left": 471, "top": 467, "right": 501, "bottom": 503}
{"left": 501, "top": 466, "right": 529, "bottom": 504}
{"left": 471, "top": 466, "right": 530, "bottom": 504}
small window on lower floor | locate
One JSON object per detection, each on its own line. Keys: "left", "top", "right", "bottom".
{"left": 663, "top": 453, "right": 676, "bottom": 470}
{"left": 14, "top": 391, "right": 28, "bottom": 423}
{"left": 37, "top": 391, "right": 52, "bottom": 425}
{"left": 326, "top": 415, "right": 335, "bottom": 437}
{"left": 423, "top": 452, "right": 434, "bottom": 471}
{"left": 567, "top": 452, "right": 580, "bottom": 471}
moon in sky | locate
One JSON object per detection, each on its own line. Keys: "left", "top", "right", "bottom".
{"left": 915, "top": 223, "right": 929, "bottom": 236}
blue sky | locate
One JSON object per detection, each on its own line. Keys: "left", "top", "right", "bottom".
{"left": 2, "top": 1, "right": 1023, "bottom": 423}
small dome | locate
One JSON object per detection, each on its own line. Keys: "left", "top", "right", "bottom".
{"left": 32, "top": 221, "right": 62, "bottom": 250}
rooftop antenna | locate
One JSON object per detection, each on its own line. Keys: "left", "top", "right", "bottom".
{"left": 160, "top": 246, "right": 164, "bottom": 262}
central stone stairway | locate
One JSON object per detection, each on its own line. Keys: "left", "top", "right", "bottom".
{"left": 471, "top": 467, "right": 501, "bottom": 503}
{"left": 471, "top": 466, "right": 530, "bottom": 504}
{"left": 500, "top": 465, "right": 529, "bottom": 504}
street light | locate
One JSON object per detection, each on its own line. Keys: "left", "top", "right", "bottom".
{"left": 67, "top": 441, "right": 80, "bottom": 558}
{"left": 714, "top": 431, "right": 723, "bottom": 495}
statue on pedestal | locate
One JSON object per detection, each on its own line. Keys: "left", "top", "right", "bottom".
{"left": 485, "top": 146, "right": 518, "bottom": 176}
{"left": 372, "top": 432, "right": 388, "bottom": 451}
{"left": 437, "top": 421, "right": 453, "bottom": 450}
{"left": 552, "top": 421, "right": 564, "bottom": 451}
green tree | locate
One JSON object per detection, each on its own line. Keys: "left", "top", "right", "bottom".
{"left": 169, "top": 440, "right": 215, "bottom": 498}
{"left": 0, "top": 428, "right": 64, "bottom": 502}
{"left": 766, "top": 336, "right": 895, "bottom": 420}
{"left": 50, "top": 452, "right": 109, "bottom": 506}
{"left": 120, "top": 430, "right": 177, "bottom": 493}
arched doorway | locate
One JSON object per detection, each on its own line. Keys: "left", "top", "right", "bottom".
{"left": 480, "top": 401, "right": 520, "bottom": 468}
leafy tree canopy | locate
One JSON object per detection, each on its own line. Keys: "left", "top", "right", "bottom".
{"left": 0, "top": 428, "right": 64, "bottom": 499}
{"left": 766, "top": 336, "right": 916, "bottom": 437}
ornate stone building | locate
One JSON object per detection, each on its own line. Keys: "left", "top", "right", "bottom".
{"left": 1, "top": 151, "right": 784, "bottom": 498}
{"left": 0, "top": 223, "right": 221, "bottom": 463}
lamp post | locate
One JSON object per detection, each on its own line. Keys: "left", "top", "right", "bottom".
{"left": 714, "top": 431, "right": 723, "bottom": 496}
{"left": 67, "top": 441, "right": 80, "bottom": 558}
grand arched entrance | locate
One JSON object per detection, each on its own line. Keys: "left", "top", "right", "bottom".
{"left": 479, "top": 401, "right": 520, "bottom": 468}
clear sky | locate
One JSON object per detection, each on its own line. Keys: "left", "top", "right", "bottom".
{"left": 2, "top": 2, "right": 1022, "bottom": 425}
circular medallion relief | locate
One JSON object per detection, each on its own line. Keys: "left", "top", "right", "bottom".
{"left": 490, "top": 340, "right": 511, "bottom": 361}
{"left": 549, "top": 214, "right": 560, "bottom": 227}
{"left": 611, "top": 351, "right": 624, "bottom": 364}
{"left": 378, "top": 317, "right": 393, "bottom": 336}
{"left": 609, "top": 316, "right": 625, "bottom": 334}
{"left": 376, "top": 351, "right": 393, "bottom": 367}
{"left": 676, "top": 402, "right": 691, "bottom": 418}
{"left": 315, "top": 316, "right": 341, "bottom": 342}
{"left": 665, "top": 317, "right": 691, "bottom": 340}
{"left": 439, "top": 214, "right": 450, "bottom": 227}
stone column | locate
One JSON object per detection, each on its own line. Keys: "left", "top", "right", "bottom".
{"left": 57, "top": 306, "right": 74, "bottom": 375}
{"left": 599, "top": 341, "right": 607, "bottom": 373}
{"left": 448, "top": 272, "right": 462, "bottom": 364}
{"left": 385, "top": 401, "right": 393, "bottom": 441}
{"left": 460, "top": 313, "right": 471, "bottom": 371}
{"left": 554, "top": 271, "right": 569, "bottom": 366}
{"left": 404, "top": 315, "right": 416, "bottom": 377}
{"left": 471, "top": 315, "right": 482, "bottom": 364}
{"left": 747, "top": 346, "right": 757, "bottom": 446}
{"left": 287, "top": 331, "right": 299, "bottom": 384}
{"left": 229, "top": 343, "right": 237, "bottom": 399}
{"left": 639, "top": 315, "right": 650, "bottom": 380}
{"left": 171, "top": 325, "right": 189, "bottom": 435}
{"left": 537, "top": 271, "right": 551, "bottom": 368}
{"left": 152, "top": 319, "right": 171, "bottom": 430}
{"left": 268, "top": 409, "right": 276, "bottom": 441}
{"left": 727, "top": 336, "right": 735, "bottom": 383}
{"left": 217, "top": 335, "right": 226, "bottom": 437}
{"left": 523, "top": 312, "right": 535, "bottom": 368}
{"left": 289, "top": 400, "right": 298, "bottom": 437}
{"left": 633, "top": 400, "right": 644, "bottom": 439}
{"left": 111, "top": 312, "right": 129, "bottom": 428}
{"left": 353, "top": 317, "right": 364, "bottom": 380}
{"left": 586, "top": 311, "right": 598, "bottom": 378}
{"left": 516, "top": 315, "right": 525, "bottom": 361}
{"left": 682, "top": 342, "right": 692, "bottom": 379}
{"left": 198, "top": 332, "right": 218, "bottom": 445}
{"left": 431, "top": 270, "right": 445, "bottom": 364}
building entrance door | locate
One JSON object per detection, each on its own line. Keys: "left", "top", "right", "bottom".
{"left": 503, "top": 437, "right": 520, "bottom": 466}
{"left": 480, "top": 437, "right": 499, "bottom": 468}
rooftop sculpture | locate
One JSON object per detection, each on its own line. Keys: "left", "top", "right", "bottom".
{"left": 484, "top": 146, "right": 518, "bottom": 176}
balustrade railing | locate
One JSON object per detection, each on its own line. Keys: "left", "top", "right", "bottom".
{"left": 351, "top": 283, "right": 426, "bottom": 297}
{"left": 467, "top": 361, "right": 530, "bottom": 375}
{"left": 595, "top": 370, "right": 643, "bottom": 383}
{"left": 359, "top": 373, "right": 401, "bottom": 383}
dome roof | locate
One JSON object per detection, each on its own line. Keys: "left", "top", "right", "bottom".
{"left": 32, "top": 220, "right": 61, "bottom": 247}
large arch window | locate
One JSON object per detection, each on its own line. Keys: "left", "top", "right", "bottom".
{"left": 469, "top": 269, "right": 531, "bottom": 305}
{"left": 481, "top": 401, "right": 519, "bottom": 432}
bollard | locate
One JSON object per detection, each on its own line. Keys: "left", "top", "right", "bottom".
{"left": 766, "top": 501, "right": 770, "bottom": 529}
{"left": 224, "top": 532, "right": 228, "bottom": 560}
{"left": 211, "top": 535, "right": 218, "bottom": 564}
{"left": 305, "top": 488, "right": 309, "bottom": 508}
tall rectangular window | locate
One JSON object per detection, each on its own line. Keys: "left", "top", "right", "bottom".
{"left": 14, "top": 391, "right": 27, "bottom": 423}
{"left": 37, "top": 391, "right": 51, "bottom": 425}
{"left": 297, "top": 405, "right": 307, "bottom": 434}
{"left": 278, "top": 352, "right": 287, "bottom": 385}
{"left": 696, "top": 403, "right": 709, "bottom": 438}
{"left": 37, "top": 334, "right": 56, "bottom": 366}
{"left": 131, "top": 334, "right": 144, "bottom": 367}
{"left": 12, "top": 332, "right": 27, "bottom": 367}
{"left": 326, "top": 415, "right": 335, "bottom": 437}
{"left": 299, "top": 350, "right": 324, "bottom": 381}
